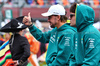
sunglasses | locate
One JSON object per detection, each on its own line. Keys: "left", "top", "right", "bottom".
{"left": 70, "top": 14, "right": 75, "bottom": 18}
{"left": 48, "top": 15, "right": 58, "bottom": 20}
{"left": 48, "top": 16, "right": 52, "bottom": 20}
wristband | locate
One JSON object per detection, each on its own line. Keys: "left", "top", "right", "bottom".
{"left": 28, "top": 22, "right": 33, "bottom": 28}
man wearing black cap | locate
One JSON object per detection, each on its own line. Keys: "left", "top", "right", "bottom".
{"left": 0, "top": 16, "right": 30, "bottom": 66}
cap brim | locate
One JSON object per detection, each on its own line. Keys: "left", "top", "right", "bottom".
{"left": 41, "top": 12, "right": 52, "bottom": 16}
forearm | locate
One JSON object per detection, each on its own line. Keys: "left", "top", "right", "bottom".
{"left": 19, "top": 41, "right": 30, "bottom": 63}
{"left": 29, "top": 25, "right": 50, "bottom": 43}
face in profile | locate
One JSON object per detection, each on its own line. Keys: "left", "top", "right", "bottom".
{"left": 69, "top": 12, "right": 76, "bottom": 27}
{"left": 48, "top": 15, "right": 59, "bottom": 28}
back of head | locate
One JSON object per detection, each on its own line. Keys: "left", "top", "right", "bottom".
{"left": 70, "top": 3, "right": 77, "bottom": 13}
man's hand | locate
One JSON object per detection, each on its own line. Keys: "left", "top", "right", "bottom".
{"left": 13, "top": 60, "right": 19, "bottom": 66}
{"left": 23, "top": 12, "right": 32, "bottom": 26}
{"left": 9, "top": 60, "right": 19, "bottom": 66}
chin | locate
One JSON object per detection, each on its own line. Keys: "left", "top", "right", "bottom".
{"left": 51, "top": 25, "right": 55, "bottom": 28}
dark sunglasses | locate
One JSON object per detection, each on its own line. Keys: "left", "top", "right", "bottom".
{"left": 48, "top": 15, "right": 58, "bottom": 19}
{"left": 70, "top": 14, "right": 75, "bottom": 18}
{"left": 48, "top": 16, "right": 52, "bottom": 20}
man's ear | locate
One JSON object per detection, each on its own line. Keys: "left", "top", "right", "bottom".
{"left": 57, "top": 15, "right": 60, "bottom": 20}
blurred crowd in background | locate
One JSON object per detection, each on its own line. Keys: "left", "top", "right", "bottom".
{"left": 1, "top": 0, "right": 100, "bottom": 8}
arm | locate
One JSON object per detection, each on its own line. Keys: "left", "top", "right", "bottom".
{"left": 48, "top": 34, "right": 73, "bottom": 66}
{"left": 82, "top": 34, "right": 100, "bottom": 66}
{"left": 18, "top": 37, "right": 30, "bottom": 65}
{"left": 29, "top": 25, "right": 52, "bottom": 43}
{"left": 23, "top": 13, "right": 51, "bottom": 43}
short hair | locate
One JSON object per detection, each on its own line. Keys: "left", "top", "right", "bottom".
{"left": 60, "top": 11, "right": 67, "bottom": 22}
{"left": 70, "top": 3, "right": 77, "bottom": 13}
{"left": 60, "top": 15, "right": 67, "bottom": 22}
{"left": 53, "top": 11, "right": 67, "bottom": 22}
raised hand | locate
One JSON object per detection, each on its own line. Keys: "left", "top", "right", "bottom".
{"left": 23, "top": 12, "right": 32, "bottom": 26}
